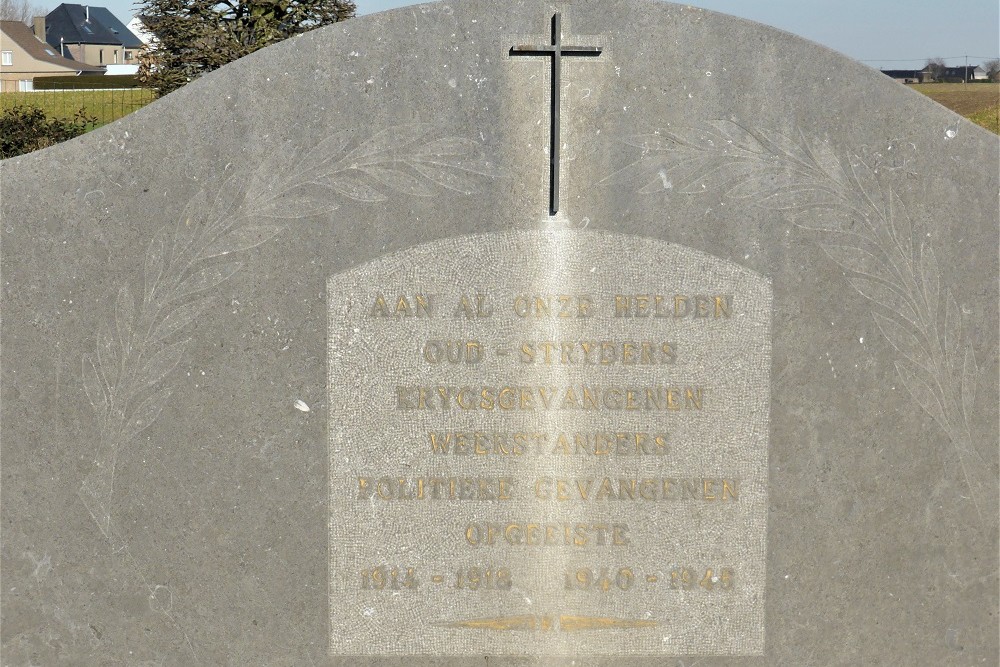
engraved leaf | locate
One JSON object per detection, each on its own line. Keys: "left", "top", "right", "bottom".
{"left": 688, "top": 126, "right": 734, "bottom": 151}
{"left": 699, "top": 123, "right": 773, "bottom": 163}
{"left": 171, "top": 263, "right": 242, "bottom": 302}
{"left": 410, "top": 162, "right": 481, "bottom": 194}
{"left": 120, "top": 387, "right": 172, "bottom": 444}
{"left": 725, "top": 172, "right": 789, "bottom": 199}
{"left": 82, "top": 355, "right": 107, "bottom": 415}
{"left": 247, "top": 150, "right": 289, "bottom": 198}
{"left": 622, "top": 131, "right": 690, "bottom": 153}
{"left": 415, "top": 136, "right": 478, "bottom": 158}
{"left": 638, "top": 174, "right": 673, "bottom": 195}
{"left": 758, "top": 131, "right": 811, "bottom": 166}
{"left": 821, "top": 244, "right": 894, "bottom": 283}
{"left": 149, "top": 295, "right": 214, "bottom": 343}
{"left": 173, "top": 190, "right": 207, "bottom": 264}
{"left": 636, "top": 155, "right": 701, "bottom": 191}
{"left": 633, "top": 156, "right": 695, "bottom": 192}
{"left": 894, "top": 359, "right": 947, "bottom": 431}
{"left": 144, "top": 224, "right": 171, "bottom": 306}
{"left": 96, "top": 323, "right": 118, "bottom": 383}
{"left": 666, "top": 156, "right": 754, "bottom": 194}
{"left": 362, "top": 165, "right": 437, "bottom": 196}
{"left": 197, "top": 225, "right": 283, "bottom": 260}
{"left": 887, "top": 192, "right": 913, "bottom": 265}
{"left": 846, "top": 275, "right": 919, "bottom": 326}
{"left": 295, "top": 129, "right": 354, "bottom": 174}
{"left": 789, "top": 207, "right": 855, "bottom": 233}
{"left": 944, "top": 292, "right": 961, "bottom": 375}
{"left": 207, "top": 174, "right": 244, "bottom": 235}
{"left": 256, "top": 197, "right": 338, "bottom": 219}
{"left": 759, "top": 186, "right": 844, "bottom": 212}
{"left": 962, "top": 346, "right": 978, "bottom": 424}
{"left": 436, "top": 157, "right": 505, "bottom": 178}
{"left": 848, "top": 157, "right": 884, "bottom": 213}
{"left": 873, "top": 311, "right": 930, "bottom": 370}
{"left": 137, "top": 339, "right": 188, "bottom": 389}
{"left": 808, "top": 139, "right": 845, "bottom": 183}
{"left": 327, "top": 175, "right": 387, "bottom": 202}
{"left": 342, "top": 123, "right": 434, "bottom": 162}
{"left": 115, "top": 286, "right": 134, "bottom": 357}
{"left": 706, "top": 120, "right": 768, "bottom": 155}
{"left": 919, "top": 242, "right": 940, "bottom": 317}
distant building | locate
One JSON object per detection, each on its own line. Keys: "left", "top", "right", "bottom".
{"left": 0, "top": 19, "right": 103, "bottom": 92}
{"left": 881, "top": 69, "right": 925, "bottom": 84}
{"left": 126, "top": 15, "right": 154, "bottom": 46}
{"left": 951, "top": 65, "right": 988, "bottom": 82}
{"left": 39, "top": 4, "right": 144, "bottom": 68}
{"left": 920, "top": 64, "right": 989, "bottom": 83}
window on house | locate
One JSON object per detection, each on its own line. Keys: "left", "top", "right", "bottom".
{"left": 114, "top": 51, "right": 118, "bottom": 64}
{"left": 18, "top": 80, "right": 33, "bottom": 92}
{"left": 125, "top": 51, "right": 132, "bottom": 60}
{"left": 1, "top": 51, "right": 12, "bottom": 66}
{"left": 99, "top": 49, "right": 103, "bottom": 63}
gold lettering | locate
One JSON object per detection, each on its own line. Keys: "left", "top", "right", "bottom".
{"left": 453, "top": 294, "right": 476, "bottom": 318}
{"left": 674, "top": 295, "right": 689, "bottom": 317}
{"left": 370, "top": 293, "right": 391, "bottom": 317}
{"left": 694, "top": 295, "right": 711, "bottom": 317}
{"left": 614, "top": 295, "right": 629, "bottom": 316}
{"left": 429, "top": 432, "right": 450, "bottom": 453}
{"left": 685, "top": 387, "right": 704, "bottom": 409}
{"left": 414, "top": 293, "right": 432, "bottom": 317}
{"left": 395, "top": 295, "right": 412, "bottom": 316}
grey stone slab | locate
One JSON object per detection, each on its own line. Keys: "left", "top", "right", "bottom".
{"left": 1, "top": 0, "right": 997, "bottom": 664}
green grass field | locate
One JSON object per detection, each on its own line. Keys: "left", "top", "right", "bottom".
{"left": 909, "top": 82, "right": 1000, "bottom": 134}
{"left": 967, "top": 104, "right": 1000, "bottom": 134}
{"left": 1, "top": 88, "right": 155, "bottom": 128}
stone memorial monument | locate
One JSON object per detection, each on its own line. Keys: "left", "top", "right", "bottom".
{"left": 2, "top": 0, "right": 997, "bottom": 663}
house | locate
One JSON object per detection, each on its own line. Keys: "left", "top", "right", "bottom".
{"left": 881, "top": 69, "right": 925, "bottom": 84}
{"left": 954, "top": 65, "right": 988, "bottom": 81}
{"left": 920, "top": 64, "right": 989, "bottom": 83}
{"left": 126, "top": 15, "right": 154, "bottom": 46}
{"left": 40, "top": 4, "right": 144, "bottom": 67}
{"left": 0, "top": 20, "right": 103, "bottom": 92}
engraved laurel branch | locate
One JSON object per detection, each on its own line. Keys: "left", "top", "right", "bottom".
{"left": 616, "top": 119, "right": 991, "bottom": 523}
{"left": 75, "top": 123, "right": 500, "bottom": 620}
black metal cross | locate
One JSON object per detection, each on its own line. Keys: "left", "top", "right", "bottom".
{"left": 511, "top": 12, "right": 601, "bottom": 215}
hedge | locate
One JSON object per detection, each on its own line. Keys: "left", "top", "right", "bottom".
{"left": 33, "top": 75, "right": 144, "bottom": 90}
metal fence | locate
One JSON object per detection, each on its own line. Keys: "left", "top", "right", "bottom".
{"left": 0, "top": 84, "right": 155, "bottom": 128}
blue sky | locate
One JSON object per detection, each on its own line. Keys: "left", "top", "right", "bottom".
{"left": 66, "top": 0, "right": 1000, "bottom": 71}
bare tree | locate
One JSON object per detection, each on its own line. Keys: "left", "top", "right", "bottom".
{"left": 924, "top": 57, "right": 947, "bottom": 82}
{"left": 984, "top": 58, "right": 1000, "bottom": 83}
{"left": 0, "top": 0, "right": 46, "bottom": 24}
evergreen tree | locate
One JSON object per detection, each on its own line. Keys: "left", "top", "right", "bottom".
{"left": 139, "top": 0, "right": 356, "bottom": 96}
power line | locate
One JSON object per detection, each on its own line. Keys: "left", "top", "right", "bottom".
{"left": 860, "top": 56, "right": 998, "bottom": 62}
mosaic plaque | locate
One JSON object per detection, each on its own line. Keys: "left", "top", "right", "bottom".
{"left": 328, "top": 231, "right": 771, "bottom": 655}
